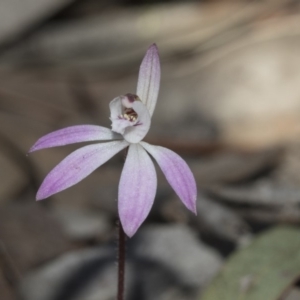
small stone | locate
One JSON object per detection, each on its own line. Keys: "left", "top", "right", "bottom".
{"left": 53, "top": 206, "right": 111, "bottom": 241}
{"left": 130, "top": 224, "right": 223, "bottom": 300}
{"left": 284, "top": 288, "right": 300, "bottom": 300}
{"left": 20, "top": 246, "right": 135, "bottom": 300}
{"left": 194, "top": 194, "right": 251, "bottom": 244}
{"left": 0, "top": 202, "right": 70, "bottom": 273}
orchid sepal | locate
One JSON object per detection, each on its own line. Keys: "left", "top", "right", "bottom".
{"left": 36, "top": 140, "right": 128, "bottom": 200}
{"left": 141, "top": 141, "right": 197, "bottom": 214}
{"left": 136, "top": 44, "right": 160, "bottom": 116}
{"left": 118, "top": 144, "right": 157, "bottom": 237}
{"left": 29, "top": 125, "right": 121, "bottom": 152}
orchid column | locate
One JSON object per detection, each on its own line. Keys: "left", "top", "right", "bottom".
{"left": 30, "top": 44, "right": 197, "bottom": 299}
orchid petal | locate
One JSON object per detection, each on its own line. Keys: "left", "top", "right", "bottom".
{"left": 111, "top": 118, "right": 133, "bottom": 135}
{"left": 136, "top": 44, "right": 161, "bottom": 116}
{"left": 141, "top": 142, "right": 197, "bottom": 214}
{"left": 37, "top": 140, "right": 128, "bottom": 200}
{"left": 123, "top": 101, "right": 151, "bottom": 143}
{"left": 119, "top": 144, "right": 157, "bottom": 237}
{"left": 30, "top": 125, "right": 120, "bottom": 152}
{"left": 109, "top": 97, "right": 123, "bottom": 119}
{"left": 110, "top": 97, "right": 133, "bottom": 135}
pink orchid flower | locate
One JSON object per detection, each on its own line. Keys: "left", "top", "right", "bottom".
{"left": 30, "top": 44, "right": 197, "bottom": 237}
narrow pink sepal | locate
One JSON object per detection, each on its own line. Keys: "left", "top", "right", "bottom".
{"left": 29, "top": 125, "right": 119, "bottom": 152}
{"left": 141, "top": 142, "right": 197, "bottom": 214}
{"left": 36, "top": 140, "right": 128, "bottom": 200}
{"left": 136, "top": 44, "right": 161, "bottom": 116}
{"left": 118, "top": 144, "right": 157, "bottom": 237}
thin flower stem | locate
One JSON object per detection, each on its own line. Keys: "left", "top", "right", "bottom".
{"left": 117, "top": 220, "right": 126, "bottom": 300}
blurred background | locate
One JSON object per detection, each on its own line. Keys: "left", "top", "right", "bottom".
{"left": 1, "top": 0, "right": 300, "bottom": 299}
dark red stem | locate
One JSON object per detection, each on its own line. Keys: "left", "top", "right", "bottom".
{"left": 117, "top": 221, "right": 126, "bottom": 300}
{"left": 117, "top": 147, "right": 128, "bottom": 300}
